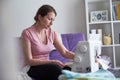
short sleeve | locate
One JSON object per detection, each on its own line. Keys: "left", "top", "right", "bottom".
{"left": 21, "top": 29, "right": 31, "bottom": 41}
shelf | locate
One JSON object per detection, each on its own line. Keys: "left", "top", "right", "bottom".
{"left": 114, "top": 44, "right": 120, "bottom": 47}
{"left": 89, "top": 21, "right": 111, "bottom": 24}
{"left": 89, "top": 20, "right": 120, "bottom": 24}
{"left": 102, "top": 44, "right": 120, "bottom": 47}
{"left": 102, "top": 45, "right": 113, "bottom": 47}
{"left": 112, "top": 20, "right": 120, "bottom": 23}
{"left": 87, "top": 0, "right": 109, "bottom": 3}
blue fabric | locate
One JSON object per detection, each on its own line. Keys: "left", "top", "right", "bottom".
{"left": 59, "top": 68, "right": 116, "bottom": 80}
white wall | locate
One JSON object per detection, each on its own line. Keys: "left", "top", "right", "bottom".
{"left": 0, "top": 1, "right": 17, "bottom": 80}
{"left": 1, "top": 0, "right": 86, "bottom": 37}
{"left": 0, "top": 0, "right": 86, "bottom": 79}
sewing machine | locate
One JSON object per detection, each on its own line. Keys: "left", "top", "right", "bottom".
{"left": 72, "top": 34, "right": 102, "bottom": 73}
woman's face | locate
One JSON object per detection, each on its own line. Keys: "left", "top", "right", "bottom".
{"left": 39, "top": 12, "right": 55, "bottom": 29}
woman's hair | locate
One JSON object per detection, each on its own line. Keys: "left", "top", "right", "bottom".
{"left": 34, "top": 4, "right": 57, "bottom": 22}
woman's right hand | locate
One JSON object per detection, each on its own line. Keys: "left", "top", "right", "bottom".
{"left": 51, "top": 60, "right": 65, "bottom": 68}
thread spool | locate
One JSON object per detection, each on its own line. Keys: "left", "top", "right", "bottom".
{"left": 91, "top": 29, "right": 96, "bottom": 34}
{"left": 97, "top": 29, "right": 102, "bottom": 42}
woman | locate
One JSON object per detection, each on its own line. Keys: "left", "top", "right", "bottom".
{"left": 21, "top": 4, "right": 75, "bottom": 80}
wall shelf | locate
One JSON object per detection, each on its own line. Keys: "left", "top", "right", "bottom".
{"left": 85, "top": 0, "right": 120, "bottom": 68}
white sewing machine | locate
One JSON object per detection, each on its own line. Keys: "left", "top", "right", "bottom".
{"left": 72, "top": 34, "right": 102, "bottom": 73}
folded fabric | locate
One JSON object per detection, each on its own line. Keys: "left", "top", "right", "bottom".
{"left": 16, "top": 65, "right": 32, "bottom": 80}
{"left": 58, "top": 68, "right": 116, "bottom": 80}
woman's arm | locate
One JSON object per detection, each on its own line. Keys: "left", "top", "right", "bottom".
{"left": 53, "top": 34, "right": 75, "bottom": 59}
{"left": 21, "top": 38, "right": 65, "bottom": 67}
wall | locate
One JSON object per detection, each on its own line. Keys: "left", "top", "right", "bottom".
{"left": 0, "top": 1, "right": 17, "bottom": 80}
{"left": 1, "top": 0, "right": 86, "bottom": 37}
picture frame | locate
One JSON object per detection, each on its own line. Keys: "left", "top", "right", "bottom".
{"left": 90, "top": 10, "right": 108, "bottom": 22}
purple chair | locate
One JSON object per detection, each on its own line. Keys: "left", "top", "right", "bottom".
{"left": 49, "top": 32, "right": 85, "bottom": 64}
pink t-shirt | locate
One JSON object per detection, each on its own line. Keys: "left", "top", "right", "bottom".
{"left": 21, "top": 25, "right": 57, "bottom": 60}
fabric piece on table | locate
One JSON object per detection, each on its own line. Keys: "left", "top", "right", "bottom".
{"left": 58, "top": 68, "right": 116, "bottom": 80}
